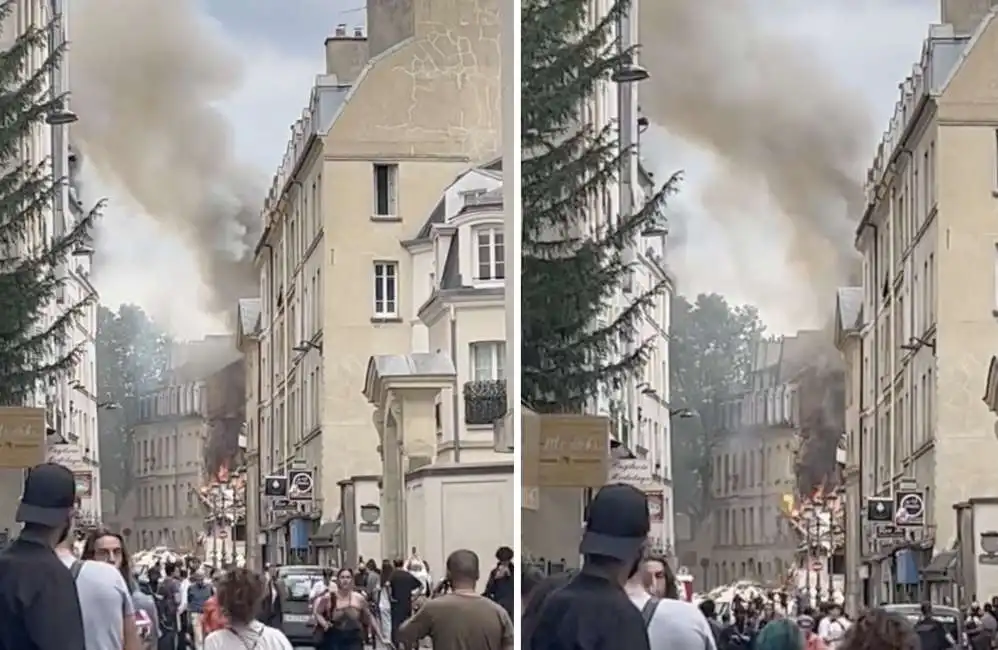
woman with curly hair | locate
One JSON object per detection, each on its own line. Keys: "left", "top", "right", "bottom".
{"left": 839, "top": 608, "right": 919, "bottom": 650}
{"left": 203, "top": 568, "right": 293, "bottom": 650}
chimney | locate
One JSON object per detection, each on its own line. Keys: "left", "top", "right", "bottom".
{"left": 367, "top": 0, "right": 416, "bottom": 59}
{"left": 941, "top": 0, "right": 998, "bottom": 34}
{"left": 325, "top": 24, "right": 369, "bottom": 83}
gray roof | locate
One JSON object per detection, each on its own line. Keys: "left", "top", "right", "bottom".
{"left": 413, "top": 162, "right": 503, "bottom": 240}
{"left": 416, "top": 198, "right": 446, "bottom": 239}
{"left": 836, "top": 287, "right": 863, "bottom": 332}
{"left": 238, "top": 298, "right": 262, "bottom": 336}
{"left": 440, "top": 235, "right": 463, "bottom": 289}
{"left": 369, "top": 353, "right": 455, "bottom": 378}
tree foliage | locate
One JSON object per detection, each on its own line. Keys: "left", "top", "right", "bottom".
{"left": 521, "top": 0, "right": 682, "bottom": 412}
{"left": 96, "top": 304, "right": 170, "bottom": 502}
{"left": 670, "top": 293, "right": 764, "bottom": 523}
{"left": 0, "top": 2, "right": 100, "bottom": 404}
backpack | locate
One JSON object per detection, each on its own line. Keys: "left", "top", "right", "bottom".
{"left": 641, "top": 597, "right": 660, "bottom": 628}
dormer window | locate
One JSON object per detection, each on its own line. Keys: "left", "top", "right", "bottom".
{"left": 474, "top": 226, "right": 504, "bottom": 281}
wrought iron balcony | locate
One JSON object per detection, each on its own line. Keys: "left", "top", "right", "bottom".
{"left": 463, "top": 379, "right": 507, "bottom": 426}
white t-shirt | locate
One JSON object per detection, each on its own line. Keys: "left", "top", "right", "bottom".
{"left": 204, "top": 622, "right": 293, "bottom": 650}
{"left": 629, "top": 591, "right": 718, "bottom": 650}
{"left": 309, "top": 580, "right": 328, "bottom": 603}
{"left": 818, "top": 617, "right": 851, "bottom": 648}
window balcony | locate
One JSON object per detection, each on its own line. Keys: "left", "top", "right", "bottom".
{"left": 463, "top": 379, "right": 506, "bottom": 426}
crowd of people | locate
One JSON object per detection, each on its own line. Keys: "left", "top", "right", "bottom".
{"left": 522, "top": 482, "right": 970, "bottom": 650}
{"left": 0, "top": 462, "right": 514, "bottom": 650}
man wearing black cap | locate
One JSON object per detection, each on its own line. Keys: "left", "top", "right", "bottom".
{"left": 526, "top": 484, "right": 652, "bottom": 650}
{"left": 0, "top": 462, "right": 86, "bottom": 650}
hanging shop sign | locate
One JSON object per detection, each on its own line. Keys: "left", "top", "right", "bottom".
{"left": 522, "top": 412, "right": 609, "bottom": 488}
{"left": 866, "top": 497, "right": 894, "bottom": 523}
{"left": 263, "top": 475, "right": 288, "bottom": 498}
{"left": 288, "top": 469, "right": 315, "bottom": 501}
{"left": 894, "top": 490, "right": 925, "bottom": 527}
{"left": 73, "top": 472, "right": 93, "bottom": 498}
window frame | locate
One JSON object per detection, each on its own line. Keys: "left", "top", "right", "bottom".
{"left": 373, "top": 163, "right": 399, "bottom": 218}
{"left": 373, "top": 261, "right": 399, "bottom": 318}
{"left": 469, "top": 340, "right": 506, "bottom": 381}
{"left": 474, "top": 225, "right": 505, "bottom": 281}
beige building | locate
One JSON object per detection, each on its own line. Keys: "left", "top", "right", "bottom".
{"left": 237, "top": 299, "right": 263, "bottom": 569}
{"left": 252, "top": 0, "right": 502, "bottom": 566}
{"left": 679, "top": 332, "right": 845, "bottom": 591}
{"left": 843, "top": 3, "right": 998, "bottom": 606}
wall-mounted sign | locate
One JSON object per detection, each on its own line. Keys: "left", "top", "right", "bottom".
{"left": 647, "top": 490, "right": 665, "bottom": 523}
{"left": 523, "top": 414, "right": 609, "bottom": 488}
{"left": 288, "top": 470, "right": 314, "bottom": 500}
{"left": 867, "top": 497, "right": 893, "bottom": 523}
{"left": 608, "top": 458, "right": 654, "bottom": 487}
{"left": 894, "top": 490, "right": 925, "bottom": 527}
{"left": 0, "top": 407, "right": 45, "bottom": 469}
{"left": 263, "top": 475, "right": 288, "bottom": 498}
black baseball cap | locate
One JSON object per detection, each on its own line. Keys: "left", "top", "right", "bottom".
{"left": 579, "top": 483, "right": 650, "bottom": 561}
{"left": 15, "top": 462, "right": 77, "bottom": 527}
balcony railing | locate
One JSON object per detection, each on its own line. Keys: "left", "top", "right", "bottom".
{"left": 463, "top": 379, "right": 507, "bottom": 426}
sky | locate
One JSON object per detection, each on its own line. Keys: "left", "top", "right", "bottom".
{"left": 641, "top": 0, "right": 941, "bottom": 334}
{"left": 83, "top": 0, "right": 943, "bottom": 338}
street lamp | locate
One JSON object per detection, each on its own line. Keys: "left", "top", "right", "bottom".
{"left": 292, "top": 340, "right": 322, "bottom": 354}
{"left": 612, "top": 62, "right": 650, "bottom": 84}
{"left": 669, "top": 408, "right": 696, "bottom": 419}
{"left": 45, "top": 109, "right": 78, "bottom": 125}
{"left": 97, "top": 401, "right": 120, "bottom": 410}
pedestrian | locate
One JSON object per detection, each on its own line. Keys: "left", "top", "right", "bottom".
{"left": 157, "top": 561, "right": 183, "bottom": 650}
{"left": 482, "top": 546, "right": 515, "bottom": 618}
{"left": 374, "top": 562, "right": 394, "bottom": 650}
{"left": 200, "top": 593, "right": 227, "bottom": 637}
{"left": 313, "top": 567, "right": 386, "bottom": 650}
{"left": 525, "top": 483, "right": 653, "bottom": 650}
{"left": 721, "top": 606, "right": 759, "bottom": 650}
{"left": 202, "top": 568, "right": 292, "bottom": 650}
{"left": 755, "top": 618, "right": 805, "bottom": 650}
{"left": 700, "top": 599, "right": 724, "bottom": 646}
{"left": 838, "top": 608, "right": 917, "bottom": 650}
{"left": 912, "top": 602, "right": 954, "bottom": 650}
{"left": 82, "top": 527, "right": 160, "bottom": 650}
{"left": 0, "top": 463, "right": 86, "bottom": 650}
{"left": 149, "top": 562, "right": 163, "bottom": 596}
{"left": 817, "top": 604, "right": 850, "bottom": 650}
{"left": 796, "top": 615, "right": 827, "bottom": 650}
{"left": 387, "top": 559, "right": 423, "bottom": 647}
{"left": 186, "top": 571, "right": 214, "bottom": 649}
{"left": 520, "top": 565, "right": 546, "bottom": 606}
{"left": 623, "top": 551, "right": 716, "bottom": 650}
{"left": 257, "top": 566, "right": 284, "bottom": 631}
{"left": 398, "top": 549, "right": 513, "bottom": 650}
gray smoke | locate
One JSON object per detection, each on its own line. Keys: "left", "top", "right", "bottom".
{"left": 639, "top": 0, "right": 871, "bottom": 323}
{"left": 70, "top": 0, "right": 262, "bottom": 322}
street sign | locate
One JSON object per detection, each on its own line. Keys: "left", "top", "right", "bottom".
{"left": 867, "top": 497, "right": 894, "bottom": 523}
{"left": 894, "top": 490, "right": 925, "bottom": 527}
{"left": 263, "top": 475, "right": 288, "bottom": 498}
{"left": 874, "top": 524, "right": 907, "bottom": 540}
{"left": 288, "top": 469, "right": 315, "bottom": 501}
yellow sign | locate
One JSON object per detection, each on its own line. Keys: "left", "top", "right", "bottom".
{"left": 535, "top": 414, "right": 609, "bottom": 488}
{"left": 0, "top": 407, "right": 46, "bottom": 469}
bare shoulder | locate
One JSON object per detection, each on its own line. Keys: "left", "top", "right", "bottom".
{"left": 353, "top": 592, "right": 368, "bottom": 607}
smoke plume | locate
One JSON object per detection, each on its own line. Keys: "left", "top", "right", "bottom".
{"left": 639, "top": 0, "right": 871, "bottom": 327}
{"left": 70, "top": 0, "right": 262, "bottom": 324}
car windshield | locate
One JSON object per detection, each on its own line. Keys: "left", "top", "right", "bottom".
{"left": 280, "top": 568, "right": 326, "bottom": 601}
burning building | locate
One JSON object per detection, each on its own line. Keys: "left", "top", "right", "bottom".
{"left": 677, "top": 330, "right": 846, "bottom": 592}
{"left": 113, "top": 336, "right": 246, "bottom": 553}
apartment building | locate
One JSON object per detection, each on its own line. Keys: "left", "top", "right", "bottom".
{"left": 0, "top": 0, "right": 98, "bottom": 532}
{"left": 842, "top": 3, "right": 998, "bottom": 605}
{"left": 252, "top": 0, "right": 501, "bottom": 565}
{"left": 237, "top": 298, "right": 262, "bottom": 569}
{"left": 679, "top": 332, "right": 845, "bottom": 590}
{"left": 124, "top": 338, "right": 243, "bottom": 552}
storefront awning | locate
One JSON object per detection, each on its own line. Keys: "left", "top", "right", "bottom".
{"left": 920, "top": 551, "right": 957, "bottom": 582}
{"left": 310, "top": 518, "right": 342, "bottom": 548}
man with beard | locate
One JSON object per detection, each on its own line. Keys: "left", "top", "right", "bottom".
{"left": 0, "top": 463, "right": 86, "bottom": 650}
{"left": 526, "top": 484, "right": 652, "bottom": 650}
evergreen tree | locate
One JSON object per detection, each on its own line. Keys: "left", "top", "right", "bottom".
{"left": 0, "top": 2, "right": 99, "bottom": 405}
{"left": 521, "top": 0, "right": 681, "bottom": 412}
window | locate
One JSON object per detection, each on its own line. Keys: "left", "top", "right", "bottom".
{"left": 373, "top": 262, "right": 398, "bottom": 317}
{"left": 470, "top": 341, "right": 506, "bottom": 381}
{"left": 475, "top": 226, "right": 505, "bottom": 280}
{"left": 373, "top": 164, "right": 398, "bottom": 217}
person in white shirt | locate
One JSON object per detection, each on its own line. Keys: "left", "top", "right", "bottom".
{"left": 817, "top": 605, "right": 851, "bottom": 649}
{"left": 308, "top": 569, "right": 332, "bottom": 604}
{"left": 204, "top": 568, "right": 293, "bottom": 650}
{"left": 624, "top": 555, "right": 717, "bottom": 650}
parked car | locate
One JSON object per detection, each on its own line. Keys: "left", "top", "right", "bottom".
{"left": 277, "top": 565, "right": 327, "bottom": 645}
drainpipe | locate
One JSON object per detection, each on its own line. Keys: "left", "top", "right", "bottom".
{"left": 450, "top": 305, "right": 461, "bottom": 463}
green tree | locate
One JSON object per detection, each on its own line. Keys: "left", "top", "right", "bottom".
{"left": 96, "top": 304, "right": 170, "bottom": 502}
{"left": 670, "top": 293, "right": 764, "bottom": 524}
{"left": 0, "top": 3, "right": 100, "bottom": 404}
{"left": 521, "top": 0, "right": 682, "bottom": 411}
